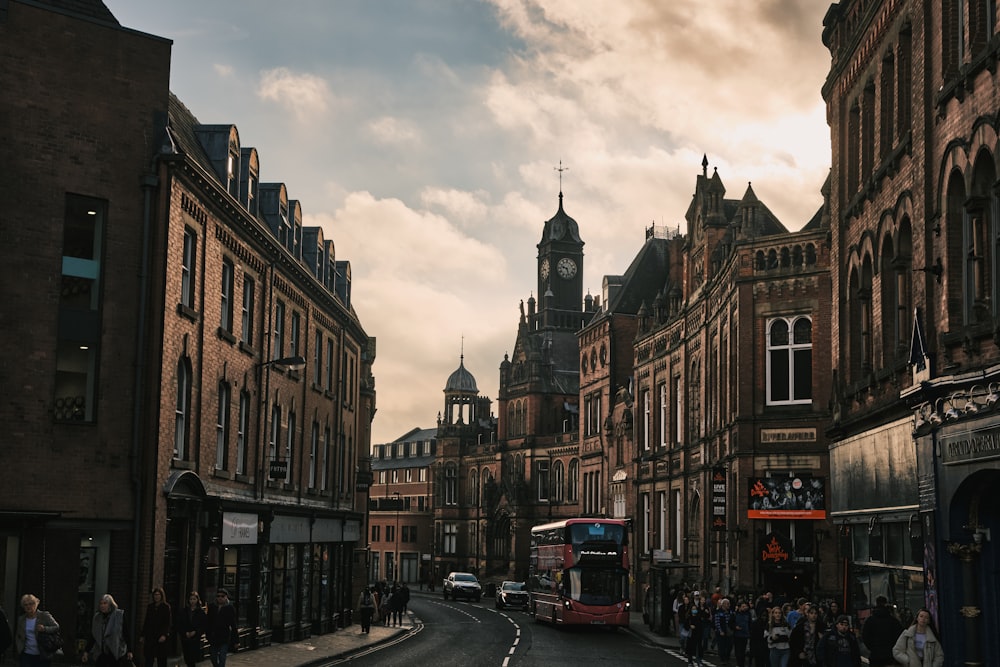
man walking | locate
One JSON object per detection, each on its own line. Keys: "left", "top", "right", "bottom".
{"left": 861, "top": 596, "right": 903, "bottom": 667}
{"left": 206, "top": 589, "right": 238, "bottom": 667}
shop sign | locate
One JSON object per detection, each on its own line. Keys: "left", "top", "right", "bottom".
{"left": 748, "top": 475, "right": 826, "bottom": 519}
{"left": 355, "top": 469, "right": 373, "bottom": 491}
{"left": 271, "top": 514, "right": 310, "bottom": 543}
{"left": 343, "top": 519, "right": 361, "bottom": 541}
{"left": 269, "top": 459, "right": 288, "bottom": 479}
{"left": 711, "top": 467, "right": 726, "bottom": 531}
{"left": 760, "top": 532, "right": 793, "bottom": 565}
{"left": 940, "top": 423, "right": 1000, "bottom": 465}
{"left": 313, "top": 518, "right": 343, "bottom": 542}
{"left": 223, "top": 512, "right": 258, "bottom": 545}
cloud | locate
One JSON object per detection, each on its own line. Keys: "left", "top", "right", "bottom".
{"left": 366, "top": 116, "right": 422, "bottom": 147}
{"left": 256, "top": 67, "right": 333, "bottom": 120}
{"left": 213, "top": 64, "right": 234, "bottom": 77}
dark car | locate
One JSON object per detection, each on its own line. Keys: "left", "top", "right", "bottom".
{"left": 443, "top": 572, "right": 482, "bottom": 601}
{"left": 495, "top": 580, "right": 529, "bottom": 610}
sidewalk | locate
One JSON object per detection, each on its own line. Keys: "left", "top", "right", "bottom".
{"left": 224, "top": 609, "right": 415, "bottom": 667}
{"left": 625, "top": 609, "right": 683, "bottom": 652}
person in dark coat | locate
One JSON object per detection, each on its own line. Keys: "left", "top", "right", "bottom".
{"left": 176, "top": 592, "right": 207, "bottom": 667}
{"left": 861, "top": 596, "right": 903, "bottom": 667}
{"left": 81, "top": 594, "right": 132, "bottom": 667}
{"left": 683, "top": 592, "right": 711, "bottom": 667}
{"left": 732, "top": 600, "right": 752, "bottom": 667}
{"left": 141, "top": 587, "right": 171, "bottom": 667}
{"left": 206, "top": 589, "right": 238, "bottom": 667}
{"left": 789, "top": 604, "right": 825, "bottom": 667}
{"left": 818, "top": 616, "right": 862, "bottom": 667}
{"left": 750, "top": 608, "right": 772, "bottom": 667}
{"left": 0, "top": 603, "right": 12, "bottom": 663}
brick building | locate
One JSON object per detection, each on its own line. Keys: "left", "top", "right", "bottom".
{"left": 1, "top": 0, "right": 375, "bottom": 658}
{"left": 823, "top": 1, "right": 1000, "bottom": 662}
{"left": 626, "top": 161, "right": 835, "bottom": 613}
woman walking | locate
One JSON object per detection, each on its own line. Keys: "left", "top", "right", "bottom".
{"left": 767, "top": 605, "right": 792, "bottom": 667}
{"left": 892, "top": 608, "right": 943, "bottom": 667}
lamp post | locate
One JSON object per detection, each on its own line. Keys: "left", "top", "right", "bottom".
{"left": 257, "top": 355, "right": 307, "bottom": 498}
{"left": 393, "top": 491, "right": 401, "bottom": 583}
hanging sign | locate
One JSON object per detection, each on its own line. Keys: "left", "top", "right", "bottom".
{"left": 711, "top": 467, "right": 727, "bottom": 531}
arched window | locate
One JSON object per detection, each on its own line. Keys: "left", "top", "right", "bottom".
{"left": 552, "top": 460, "right": 565, "bottom": 503}
{"left": 174, "top": 358, "right": 191, "bottom": 459}
{"left": 766, "top": 317, "right": 813, "bottom": 405}
{"left": 469, "top": 468, "right": 479, "bottom": 506}
{"left": 568, "top": 459, "right": 580, "bottom": 502}
{"left": 444, "top": 463, "right": 458, "bottom": 506}
{"left": 967, "top": 151, "right": 997, "bottom": 323}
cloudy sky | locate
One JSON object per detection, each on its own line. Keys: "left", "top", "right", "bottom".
{"left": 106, "top": 0, "right": 833, "bottom": 446}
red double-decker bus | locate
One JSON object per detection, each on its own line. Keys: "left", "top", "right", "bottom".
{"left": 528, "top": 518, "right": 630, "bottom": 627}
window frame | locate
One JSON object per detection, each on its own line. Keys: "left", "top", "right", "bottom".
{"left": 181, "top": 227, "right": 196, "bottom": 309}
{"left": 765, "top": 316, "right": 813, "bottom": 406}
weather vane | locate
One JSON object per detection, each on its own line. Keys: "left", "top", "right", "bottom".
{"left": 554, "top": 160, "right": 569, "bottom": 192}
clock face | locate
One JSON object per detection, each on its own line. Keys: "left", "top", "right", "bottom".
{"left": 540, "top": 258, "right": 550, "bottom": 279}
{"left": 557, "top": 257, "right": 577, "bottom": 279}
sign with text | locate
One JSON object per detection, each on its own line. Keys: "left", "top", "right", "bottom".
{"left": 222, "top": 512, "right": 258, "bottom": 545}
{"left": 760, "top": 532, "right": 793, "bottom": 565}
{"left": 711, "top": 467, "right": 727, "bottom": 531}
{"left": 748, "top": 475, "right": 826, "bottom": 519}
{"left": 269, "top": 459, "right": 288, "bottom": 479}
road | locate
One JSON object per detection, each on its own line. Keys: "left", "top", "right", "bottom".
{"left": 322, "top": 594, "right": 692, "bottom": 666}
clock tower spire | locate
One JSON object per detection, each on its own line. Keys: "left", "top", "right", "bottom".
{"left": 537, "top": 166, "right": 584, "bottom": 331}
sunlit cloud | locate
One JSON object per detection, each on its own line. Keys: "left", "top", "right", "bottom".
{"left": 366, "top": 116, "right": 422, "bottom": 147}
{"left": 256, "top": 67, "right": 332, "bottom": 120}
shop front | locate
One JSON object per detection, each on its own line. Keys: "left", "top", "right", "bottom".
{"left": 923, "top": 417, "right": 1000, "bottom": 666}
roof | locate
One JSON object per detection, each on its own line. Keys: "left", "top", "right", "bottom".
{"left": 25, "top": 0, "right": 120, "bottom": 26}
{"left": 602, "top": 236, "right": 677, "bottom": 315}
{"left": 445, "top": 356, "right": 478, "bottom": 394}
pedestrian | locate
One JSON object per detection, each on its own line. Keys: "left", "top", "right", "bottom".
{"left": 14, "top": 594, "right": 60, "bottom": 667}
{"left": 205, "top": 589, "right": 238, "bottom": 667}
{"left": 381, "top": 587, "right": 393, "bottom": 626}
{"left": 684, "top": 591, "right": 711, "bottom": 667}
{"left": 789, "top": 604, "right": 825, "bottom": 667}
{"left": 861, "top": 596, "right": 903, "bottom": 667}
{"left": 357, "top": 586, "right": 379, "bottom": 634}
{"left": 732, "top": 600, "right": 752, "bottom": 667}
{"left": 714, "top": 598, "right": 735, "bottom": 665}
{"left": 0, "top": 603, "right": 12, "bottom": 663}
{"left": 177, "top": 592, "right": 207, "bottom": 667}
{"left": 767, "top": 605, "right": 792, "bottom": 667}
{"left": 81, "top": 594, "right": 133, "bottom": 667}
{"left": 818, "top": 615, "right": 862, "bottom": 667}
{"left": 400, "top": 582, "right": 411, "bottom": 614}
{"left": 750, "top": 606, "right": 771, "bottom": 667}
{"left": 755, "top": 592, "right": 774, "bottom": 621}
{"left": 391, "top": 583, "right": 404, "bottom": 626}
{"left": 140, "top": 587, "right": 171, "bottom": 667}
{"left": 891, "top": 608, "right": 943, "bottom": 667}
{"left": 673, "top": 590, "right": 687, "bottom": 640}
{"left": 787, "top": 598, "right": 809, "bottom": 629}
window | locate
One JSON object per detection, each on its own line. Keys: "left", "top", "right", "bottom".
{"left": 325, "top": 337, "right": 334, "bottom": 391}
{"left": 309, "top": 422, "right": 319, "bottom": 489}
{"left": 285, "top": 410, "right": 296, "bottom": 484}
{"left": 273, "top": 300, "right": 285, "bottom": 360}
{"left": 372, "top": 525, "right": 380, "bottom": 542}
{"left": 642, "top": 388, "right": 651, "bottom": 451}
{"left": 642, "top": 493, "right": 651, "bottom": 553}
{"left": 236, "top": 390, "right": 250, "bottom": 475}
{"left": 568, "top": 459, "right": 579, "bottom": 502}
{"left": 216, "top": 381, "right": 231, "bottom": 469}
{"left": 290, "top": 310, "right": 300, "bottom": 358}
{"left": 767, "top": 317, "right": 813, "bottom": 405}
{"left": 241, "top": 277, "right": 255, "bottom": 344}
{"left": 659, "top": 383, "right": 667, "bottom": 448}
{"left": 444, "top": 523, "right": 457, "bottom": 554}
{"left": 552, "top": 460, "right": 564, "bottom": 503}
{"left": 56, "top": 195, "right": 105, "bottom": 422}
{"left": 406, "top": 468, "right": 413, "bottom": 483}
{"left": 269, "top": 404, "right": 281, "bottom": 463}
{"left": 469, "top": 470, "right": 479, "bottom": 506}
{"left": 314, "top": 330, "right": 323, "bottom": 380}
{"left": 386, "top": 525, "right": 395, "bottom": 543}
{"left": 537, "top": 460, "right": 550, "bottom": 501}
{"left": 220, "top": 259, "right": 234, "bottom": 332}
{"left": 175, "top": 359, "right": 191, "bottom": 459}
{"left": 181, "top": 228, "right": 196, "bottom": 308}
{"left": 444, "top": 464, "right": 457, "bottom": 505}
{"left": 659, "top": 491, "right": 667, "bottom": 551}
{"left": 673, "top": 376, "right": 682, "bottom": 445}
{"left": 322, "top": 427, "right": 331, "bottom": 491}
{"left": 419, "top": 468, "right": 427, "bottom": 483}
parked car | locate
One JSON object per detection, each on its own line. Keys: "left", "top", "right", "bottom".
{"left": 495, "top": 580, "right": 529, "bottom": 610}
{"left": 443, "top": 571, "right": 482, "bottom": 601}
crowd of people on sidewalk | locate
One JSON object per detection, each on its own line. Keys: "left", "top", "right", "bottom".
{"left": 668, "top": 586, "right": 944, "bottom": 667}
{"left": 0, "top": 587, "right": 239, "bottom": 667}
{"left": 355, "top": 581, "right": 410, "bottom": 634}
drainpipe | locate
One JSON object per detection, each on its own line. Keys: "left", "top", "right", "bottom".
{"left": 132, "top": 169, "right": 159, "bottom": 639}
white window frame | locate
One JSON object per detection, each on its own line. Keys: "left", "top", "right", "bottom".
{"left": 766, "top": 316, "right": 813, "bottom": 405}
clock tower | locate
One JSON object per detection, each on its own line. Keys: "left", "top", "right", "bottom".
{"left": 537, "top": 191, "right": 584, "bottom": 330}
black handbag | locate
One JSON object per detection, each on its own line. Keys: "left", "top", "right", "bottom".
{"left": 38, "top": 628, "right": 64, "bottom": 653}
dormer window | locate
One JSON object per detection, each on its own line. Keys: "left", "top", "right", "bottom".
{"left": 279, "top": 201, "right": 289, "bottom": 246}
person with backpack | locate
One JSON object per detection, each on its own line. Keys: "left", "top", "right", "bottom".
{"left": 357, "top": 586, "right": 379, "bottom": 634}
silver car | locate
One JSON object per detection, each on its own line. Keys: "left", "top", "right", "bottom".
{"left": 443, "top": 571, "right": 482, "bottom": 601}
{"left": 495, "top": 580, "right": 529, "bottom": 610}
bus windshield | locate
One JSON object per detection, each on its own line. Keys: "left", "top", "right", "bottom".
{"left": 563, "top": 566, "right": 628, "bottom": 606}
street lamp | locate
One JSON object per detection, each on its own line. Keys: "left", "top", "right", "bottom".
{"left": 393, "top": 491, "right": 401, "bottom": 583}
{"left": 257, "top": 355, "right": 308, "bottom": 498}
